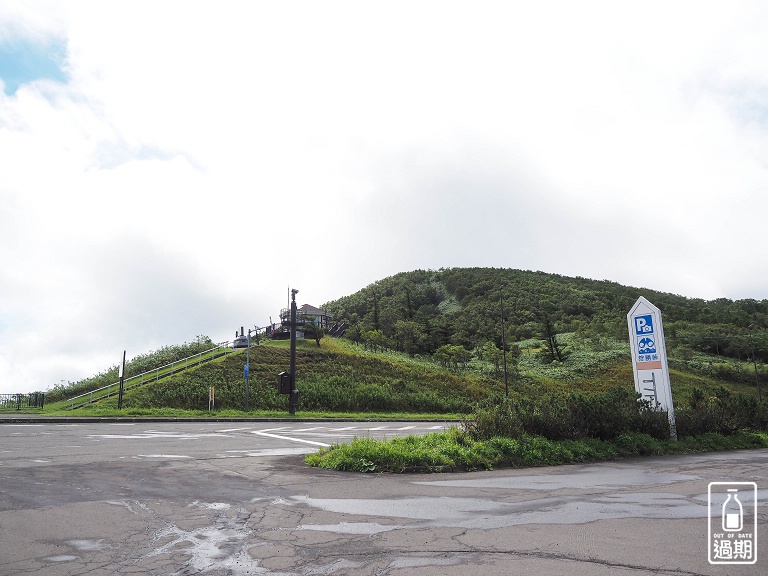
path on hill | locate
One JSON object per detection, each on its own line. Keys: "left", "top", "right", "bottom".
{"left": 1, "top": 422, "right": 766, "bottom": 575}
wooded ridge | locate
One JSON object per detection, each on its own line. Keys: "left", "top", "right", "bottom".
{"left": 324, "top": 267, "right": 768, "bottom": 365}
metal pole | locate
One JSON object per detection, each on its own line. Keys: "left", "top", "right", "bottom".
{"left": 289, "top": 288, "right": 299, "bottom": 414}
{"left": 245, "top": 329, "right": 251, "bottom": 412}
{"left": 118, "top": 350, "right": 126, "bottom": 410}
{"left": 500, "top": 286, "right": 509, "bottom": 400}
{"left": 750, "top": 326, "right": 762, "bottom": 403}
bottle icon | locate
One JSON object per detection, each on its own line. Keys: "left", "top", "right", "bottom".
{"left": 722, "top": 488, "right": 743, "bottom": 532}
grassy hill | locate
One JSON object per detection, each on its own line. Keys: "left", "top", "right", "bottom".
{"left": 324, "top": 268, "right": 768, "bottom": 388}
{"left": 41, "top": 267, "right": 767, "bottom": 418}
{"left": 87, "top": 338, "right": 490, "bottom": 414}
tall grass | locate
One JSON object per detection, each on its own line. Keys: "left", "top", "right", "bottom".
{"left": 125, "top": 339, "right": 491, "bottom": 413}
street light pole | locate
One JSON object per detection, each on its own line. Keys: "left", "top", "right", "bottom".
{"left": 289, "top": 288, "right": 299, "bottom": 415}
{"left": 245, "top": 329, "right": 251, "bottom": 412}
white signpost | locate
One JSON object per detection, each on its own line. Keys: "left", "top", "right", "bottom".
{"left": 627, "top": 296, "right": 677, "bottom": 440}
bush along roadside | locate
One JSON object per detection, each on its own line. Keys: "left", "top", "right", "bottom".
{"left": 305, "top": 428, "right": 768, "bottom": 473}
{"left": 306, "top": 386, "right": 768, "bottom": 473}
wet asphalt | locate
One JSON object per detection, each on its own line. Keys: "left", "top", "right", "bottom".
{"left": 0, "top": 421, "right": 766, "bottom": 575}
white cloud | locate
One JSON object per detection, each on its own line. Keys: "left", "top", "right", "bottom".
{"left": 2, "top": 1, "right": 768, "bottom": 392}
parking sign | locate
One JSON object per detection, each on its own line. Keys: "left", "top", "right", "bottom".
{"left": 627, "top": 297, "right": 676, "bottom": 439}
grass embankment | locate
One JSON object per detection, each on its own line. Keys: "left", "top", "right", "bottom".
{"left": 47, "top": 338, "right": 496, "bottom": 414}
{"left": 306, "top": 428, "right": 768, "bottom": 473}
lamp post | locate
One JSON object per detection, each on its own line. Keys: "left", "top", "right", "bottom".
{"left": 288, "top": 288, "right": 299, "bottom": 414}
{"left": 245, "top": 329, "right": 251, "bottom": 412}
{"left": 289, "top": 288, "right": 299, "bottom": 415}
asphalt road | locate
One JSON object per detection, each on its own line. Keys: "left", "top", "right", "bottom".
{"left": 0, "top": 421, "right": 766, "bottom": 575}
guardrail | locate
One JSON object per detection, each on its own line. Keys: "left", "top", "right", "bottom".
{"left": 66, "top": 342, "right": 238, "bottom": 410}
{"left": 0, "top": 393, "right": 45, "bottom": 411}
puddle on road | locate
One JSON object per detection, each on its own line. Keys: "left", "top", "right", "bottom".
{"left": 414, "top": 466, "right": 699, "bottom": 491}
{"left": 299, "top": 522, "right": 403, "bottom": 535}
{"left": 44, "top": 555, "right": 79, "bottom": 562}
{"left": 135, "top": 454, "right": 193, "bottom": 459}
{"left": 225, "top": 448, "right": 315, "bottom": 457}
{"left": 292, "top": 491, "right": 708, "bottom": 529}
{"left": 67, "top": 539, "right": 108, "bottom": 551}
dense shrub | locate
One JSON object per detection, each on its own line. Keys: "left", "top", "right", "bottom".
{"left": 465, "top": 385, "right": 768, "bottom": 443}
{"left": 674, "top": 387, "right": 768, "bottom": 436}
{"left": 467, "top": 387, "right": 680, "bottom": 442}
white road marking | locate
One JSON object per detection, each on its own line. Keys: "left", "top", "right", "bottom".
{"left": 253, "top": 430, "right": 330, "bottom": 448}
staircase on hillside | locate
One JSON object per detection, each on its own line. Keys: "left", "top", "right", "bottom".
{"left": 65, "top": 342, "right": 239, "bottom": 410}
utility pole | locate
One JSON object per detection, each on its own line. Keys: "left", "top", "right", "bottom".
{"left": 500, "top": 286, "right": 509, "bottom": 400}
{"left": 118, "top": 350, "right": 126, "bottom": 410}
{"left": 749, "top": 325, "right": 762, "bottom": 403}
{"left": 289, "top": 288, "right": 299, "bottom": 414}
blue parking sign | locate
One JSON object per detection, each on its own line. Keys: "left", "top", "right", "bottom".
{"left": 634, "top": 314, "right": 654, "bottom": 335}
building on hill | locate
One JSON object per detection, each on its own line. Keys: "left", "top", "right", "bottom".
{"left": 268, "top": 304, "right": 332, "bottom": 339}
{"left": 280, "top": 304, "right": 332, "bottom": 328}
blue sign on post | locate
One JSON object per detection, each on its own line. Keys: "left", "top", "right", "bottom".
{"left": 634, "top": 314, "right": 654, "bottom": 335}
{"left": 628, "top": 297, "right": 676, "bottom": 440}
{"left": 244, "top": 364, "right": 249, "bottom": 379}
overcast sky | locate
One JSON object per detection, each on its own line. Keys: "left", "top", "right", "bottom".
{"left": 2, "top": 1, "right": 768, "bottom": 394}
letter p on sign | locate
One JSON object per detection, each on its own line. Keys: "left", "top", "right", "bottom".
{"left": 635, "top": 314, "right": 653, "bottom": 334}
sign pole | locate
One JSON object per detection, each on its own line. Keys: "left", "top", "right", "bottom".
{"left": 117, "top": 350, "right": 126, "bottom": 410}
{"left": 627, "top": 297, "right": 676, "bottom": 440}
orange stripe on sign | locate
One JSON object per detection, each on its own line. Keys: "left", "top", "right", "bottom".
{"left": 636, "top": 361, "right": 663, "bottom": 370}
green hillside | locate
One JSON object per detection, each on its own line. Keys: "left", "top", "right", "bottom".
{"left": 324, "top": 268, "right": 768, "bottom": 387}
{"left": 42, "top": 267, "right": 768, "bottom": 418}
{"left": 103, "top": 337, "right": 490, "bottom": 413}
